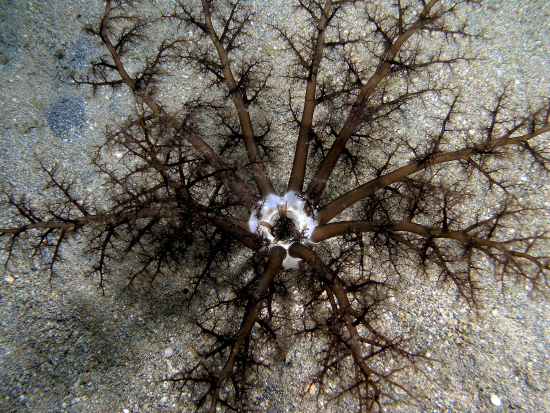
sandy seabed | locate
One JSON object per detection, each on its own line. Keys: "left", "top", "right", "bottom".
{"left": 1, "top": 1, "right": 549, "bottom": 412}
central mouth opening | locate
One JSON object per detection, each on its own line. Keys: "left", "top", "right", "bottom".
{"left": 271, "top": 215, "right": 299, "bottom": 242}
{"left": 248, "top": 191, "right": 319, "bottom": 270}
{"left": 260, "top": 205, "right": 303, "bottom": 244}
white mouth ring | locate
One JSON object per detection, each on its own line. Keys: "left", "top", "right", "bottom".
{"left": 248, "top": 191, "right": 318, "bottom": 270}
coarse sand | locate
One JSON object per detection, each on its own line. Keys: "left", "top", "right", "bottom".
{"left": 1, "top": 1, "right": 549, "bottom": 412}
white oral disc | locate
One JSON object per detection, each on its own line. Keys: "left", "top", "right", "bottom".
{"left": 248, "top": 191, "right": 318, "bottom": 269}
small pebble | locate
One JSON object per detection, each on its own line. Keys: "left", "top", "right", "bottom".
{"left": 123, "top": 409, "right": 130, "bottom": 413}
{"left": 490, "top": 393, "right": 502, "bottom": 406}
{"left": 4, "top": 274, "right": 15, "bottom": 284}
{"left": 164, "top": 347, "right": 174, "bottom": 358}
{"left": 455, "top": 336, "right": 463, "bottom": 345}
{"left": 81, "top": 376, "right": 91, "bottom": 385}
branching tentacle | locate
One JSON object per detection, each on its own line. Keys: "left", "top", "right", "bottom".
{"left": 287, "top": 0, "right": 335, "bottom": 193}
{"left": 198, "top": 0, "right": 275, "bottom": 198}
{"left": 318, "top": 120, "right": 550, "bottom": 223}
{"left": 306, "top": 0, "right": 443, "bottom": 201}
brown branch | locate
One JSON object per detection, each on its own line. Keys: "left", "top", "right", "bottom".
{"left": 183, "top": 125, "right": 257, "bottom": 206}
{"left": 317, "top": 125, "right": 550, "bottom": 223}
{"left": 0, "top": 206, "right": 176, "bottom": 235}
{"left": 205, "top": 213, "right": 263, "bottom": 251}
{"left": 288, "top": 0, "right": 333, "bottom": 193}
{"left": 0, "top": 203, "right": 262, "bottom": 251}
{"left": 99, "top": 0, "right": 161, "bottom": 116}
{"left": 207, "top": 245, "right": 285, "bottom": 412}
{"left": 306, "top": 0, "right": 440, "bottom": 201}
{"left": 200, "top": 0, "right": 275, "bottom": 198}
{"left": 288, "top": 243, "right": 383, "bottom": 401}
{"left": 289, "top": 243, "right": 422, "bottom": 407}
{"left": 311, "top": 219, "right": 549, "bottom": 275}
